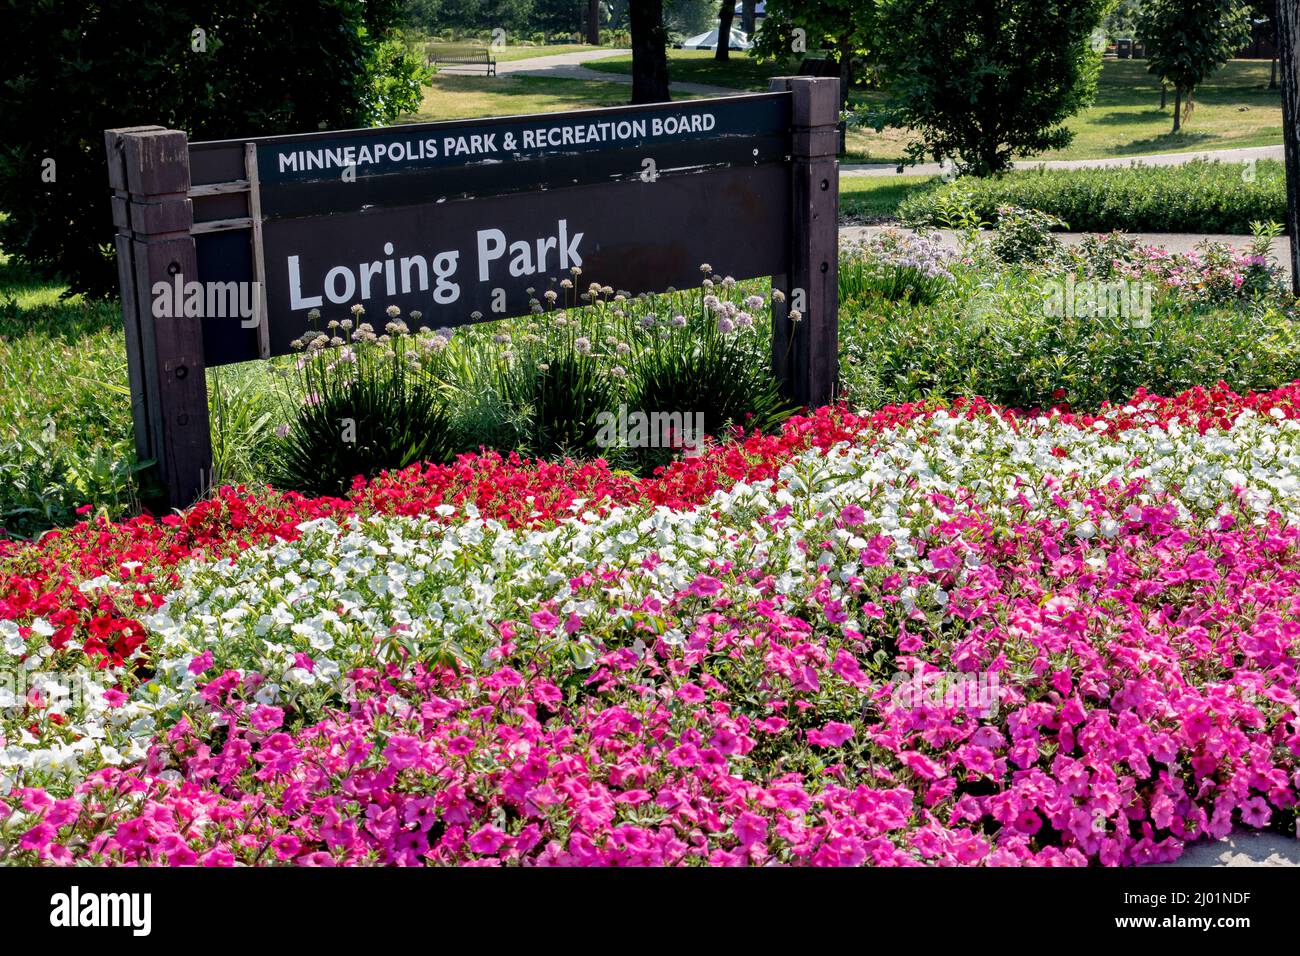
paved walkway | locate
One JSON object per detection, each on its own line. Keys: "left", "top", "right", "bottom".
{"left": 446, "top": 48, "right": 747, "bottom": 98}
{"left": 839, "top": 225, "right": 1293, "bottom": 278}
{"left": 1160, "top": 831, "right": 1300, "bottom": 867}
{"left": 843, "top": 144, "right": 1285, "bottom": 177}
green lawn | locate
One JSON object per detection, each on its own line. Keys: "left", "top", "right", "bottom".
{"left": 404, "top": 73, "right": 704, "bottom": 124}
{"left": 0, "top": 252, "right": 139, "bottom": 536}
{"left": 848, "top": 59, "right": 1283, "bottom": 165}
{"left": 489, "top": 43, "right": 599, "bottom": 63}
{"left": 839, "top": 175, "right": 939, "bottom": 222}
{"left": 584, "top": 48, "right": 797, "bottom": 91}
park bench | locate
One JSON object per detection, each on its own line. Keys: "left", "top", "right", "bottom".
{"left": 428, "top": 43, "right": 497, "bottom": 76}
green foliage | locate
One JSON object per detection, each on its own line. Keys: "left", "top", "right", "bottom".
{"left": 1137, "top": 0, "right": 1253, "bottom": 129}
{"left": 751, "top": 0, "right": 876, "bottom": 99}
{"left": 0, "top": 260, "right": 139, "bottom": 536}
{"left": 1104, "top": 0, "right": 1146, "bottom": 36}
{"left": 898, "top": 160, "right": 1288, "bottom": 234}
{"left": 838, "top": 231, "right": 954, "bottom": 305}
{"left": 839, "top": 249, "right": 1300, "bottom": 412}
{"left": 267, "top": 310, "right": 459, "bottom": 497}
{"left": 0, "top": 0, "right": 424, "bottom": 299}
{"left": 623, "top": 288, "right": 794, "bottom": 471}
{"left": 988, "top": 206, "right": 1070, "bottom": 265}
{"left": 498, "top": 334, "right": 621, "bottom": 460}
{"left": 875, "top": 0, "right": 1110, "bottom": 175}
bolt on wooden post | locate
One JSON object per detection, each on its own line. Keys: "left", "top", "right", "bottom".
{"left": 769, "top": 76, "right": 840, "bottom": 409}
{"left": 105, "top": 127, "right": 212, "bottom": 511}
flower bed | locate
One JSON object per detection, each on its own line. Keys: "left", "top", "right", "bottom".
{"left": 2, "top": 381, "right": 1299, "bottom": 865}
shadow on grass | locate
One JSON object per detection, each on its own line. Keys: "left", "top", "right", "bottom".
{"left": 1103, "top": 131, "right": 1217, "bottom": 156}
{"left": 0, "top": 255, "right": 120, "bottom": 343}
{"left": 1091, "top": 108, "right": 1175, "bottom": 126}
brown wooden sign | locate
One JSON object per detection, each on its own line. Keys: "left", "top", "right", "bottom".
{"left": 106, "top": 78, "right": 839, "bottom": 510}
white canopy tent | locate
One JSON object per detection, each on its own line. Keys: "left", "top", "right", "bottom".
{"left": 679, "top": 27, "right": 751, "bottom": 51}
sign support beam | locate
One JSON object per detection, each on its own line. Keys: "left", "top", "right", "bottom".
{"left": 769, "top": 76, "right": 840, "bottom": 410}
{"left": 105, "top": 126, "right": 212, "bottom": 511}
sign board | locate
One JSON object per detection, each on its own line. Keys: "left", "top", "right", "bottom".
{"left": 105, "top": 78, "right": 839, "bottom": 509}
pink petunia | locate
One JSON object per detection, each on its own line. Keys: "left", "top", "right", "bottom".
{"left": 809, "top": 722, "right": 855, "bottom": 748}
{"left": 733, "top": 811, "right": 768, "bottom": 848}
{"left": 529, "top": 610, "right": 559, "bottom": 631}
{"left": 249, "top": 706, "right": 284, "bottom": 732}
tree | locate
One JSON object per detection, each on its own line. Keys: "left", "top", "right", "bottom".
{"left": 752, "top": 0, "right": 875, "bottom": 108}
{"left": 630, "top": 0, "right": 671, "bottom": 102}
{"left": 587, "top": 0, "right": 602, "bottom": 44}
{"left": 664, "top": 0, "right": 715, "bottom": 35}
{"left": 877, "top": 0, "right": 1109, "bottom": 176}
{"left": 740, "top": 0, "right": 756, "bottom": 35}
{"left": 715, "top": 0, "right": 736, "bottom": 60}
{"left": 1278, "top": 0, "right": 1299, "bottom": 293}
{"left": 0, "top": 0, "right": 423, "bottom": 299}
{"left": 1137, "top": 0, "right": 1252, "bottom": 132}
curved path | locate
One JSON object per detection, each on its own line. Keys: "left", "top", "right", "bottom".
{"left": 472, "top": 48, "right": 747, "bottom": 98}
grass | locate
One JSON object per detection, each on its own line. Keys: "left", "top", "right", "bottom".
{"left": 403, "top": 73, "right": 702, "bottom": 123}
{"left": 584, "top": 48, "right": 797, "bottom": 91}
{"left": 404, "top": 54, "right": 1284, "bottom": 168}
{"left": 488, "top": 44, "right": 598, "bottom": 63}
{"left": 849, "top": 59, "right": 1283, "bottom": 166}
{"left": 0, "top": 253, "right": 138, "bottom": 536}
{"left": 0, "top": 249, "right": 287, "bottom": 538}
{"left": 572, "top": 53, "right": 1285, "bottom": 165}
{"left": 839, "top": 175, "right": 940, "bottom": 222}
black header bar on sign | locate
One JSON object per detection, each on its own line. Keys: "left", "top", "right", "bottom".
{"left": 187, "top": 93, "right": 791, "bottom": 220}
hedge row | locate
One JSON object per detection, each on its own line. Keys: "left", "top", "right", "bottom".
{"left": 897, "top": 159, "right": 1288, "bottom": 234}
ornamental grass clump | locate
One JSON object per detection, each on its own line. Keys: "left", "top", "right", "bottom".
{"left": 268, "top": 305, "right": 458, "bottom": 496}
{"left": 621, "top": 267, "right": 794, "bottom": 472}
{"left": 840, "top": 231, "right": 955, "bottom": 306}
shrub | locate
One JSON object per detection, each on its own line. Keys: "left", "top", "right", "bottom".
{"left": 874, "top": 0, "right": 1108, "bottom": 175}
{"left": 898, "top": 160, "right": 1288, "bottom": 234}
{"left": 988, "top": 206, "right": 1069, "bottom": 265}
{"left": 838, "top": 247, "right": 1300, "bottom": 411}
{"left": 624, "top": 280, "right": 794, "bottom": 471}
{"left": 267, "top": 307, "right": 458, "bottom": 496}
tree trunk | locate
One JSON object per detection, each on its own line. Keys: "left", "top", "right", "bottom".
{"left": 741, "top": 0, "right": 756, "bottom": 34}
{"left": 630, "top": 0, "right": 671, "bottom": 104}
{"left": 1160, "top": 83, "right": 1167, "bottom": 110}
{"left": 1277, "top": 0, "right": 1300, "bottom": 293}
{"left": 1172, "top": 84, "right": 1182, "bottom": 132}
{"left": 716, "top": 1, "right": 735, "bottom": 61}
{"left": 587, "top": 0, "right": 601, "bottom": 46}
{"left": 837, "top": 36, "right": 853, "bottom": 109}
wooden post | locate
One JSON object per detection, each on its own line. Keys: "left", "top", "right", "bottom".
{"left": 770, "top": 76, "right": 840, "bottom": 409}
{"left": 105, "top": 127, "right": 213, "bottom": 511}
